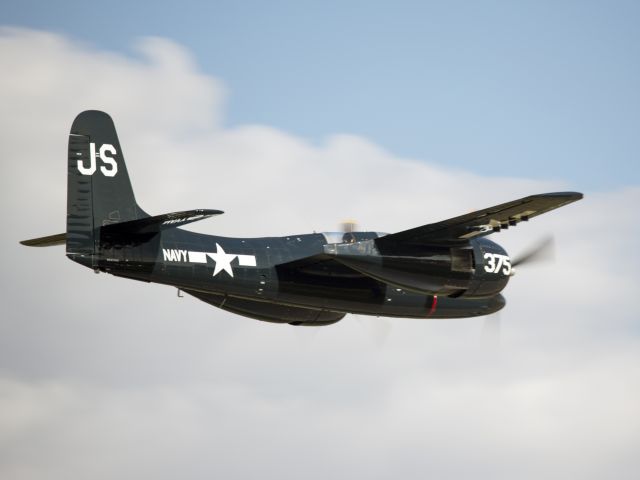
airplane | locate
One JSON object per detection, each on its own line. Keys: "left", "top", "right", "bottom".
{"left": 21, "top": 111, "right": 583, "bottom": 326}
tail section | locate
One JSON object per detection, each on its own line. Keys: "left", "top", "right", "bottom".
{"left": 21, "top": 110, "right": 222, "bottom": 262}
{"left": 66, "top": 110, "right": 147, "bottom": 266}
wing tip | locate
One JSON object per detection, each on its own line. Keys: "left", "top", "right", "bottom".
{"left": 538, "top": 191, "right": 584, "bottom": 200}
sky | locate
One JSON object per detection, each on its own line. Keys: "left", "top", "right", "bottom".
{"left": 1, "top": 2, "right": 639, "bottom": 479}
{"left": 3, "top": 0, "right": 640, "bottom": 190}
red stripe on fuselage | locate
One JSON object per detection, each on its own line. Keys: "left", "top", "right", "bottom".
{"left": 427, "top": 295, "right": 438, "bottom": 317}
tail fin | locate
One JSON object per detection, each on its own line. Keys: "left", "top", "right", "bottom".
{"left": 67, "top": 110, "right": 147, "bottom": 266}
{"left": 22, "top": 110, "right": 221, "bottom": 258}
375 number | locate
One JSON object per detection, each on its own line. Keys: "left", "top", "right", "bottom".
{"left": 484, "top": 253, "right": 511, "bottom": 275}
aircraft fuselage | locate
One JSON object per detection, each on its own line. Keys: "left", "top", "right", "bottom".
{"left": 75, "top": 228, "right": 507, "bottom": 325}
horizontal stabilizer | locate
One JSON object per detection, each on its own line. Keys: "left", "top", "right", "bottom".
{"left": 377, "top": 192, "right": 583, "bottom": 248}
{"left": 102, "top": 209, "right": 223, "bottom": 235}
{"left": 20, "top": 232, "right": 66, "bottom": 247}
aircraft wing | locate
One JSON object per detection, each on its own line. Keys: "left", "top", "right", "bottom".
{"left": 376, "top": 192, "right": 583, "bottom": 248}
{"left": 182, "top": 288, "right": 345, "bottom": 326}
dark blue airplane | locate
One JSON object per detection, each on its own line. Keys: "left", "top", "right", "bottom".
{"left": 22, "top": 111, "right": 582, "bottom": 326}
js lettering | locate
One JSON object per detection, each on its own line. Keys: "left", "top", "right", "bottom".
{"left": 77, "top": 143, "right": 118, "bottom": 177}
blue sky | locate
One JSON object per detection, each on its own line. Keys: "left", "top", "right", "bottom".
{"left": 4, "top": 0, "right": 639, "bottom": 190}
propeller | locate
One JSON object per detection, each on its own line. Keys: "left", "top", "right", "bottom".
{"left": 340, "top": 220, "right": 393, "bottom": 347}
{"left": 482, "top": 311, "right": 501, "bottom": 348}
{"left": 510, "top": 235, "right": 555, "bottom": 274}
{"left": 340, "top": 219, "right": 358, "bottom": 232}
{"left": 483, "top": 236, "right": 555, "bottom": 344}
{"left": 340, "top": 219, "right": 358, "bottom": 243}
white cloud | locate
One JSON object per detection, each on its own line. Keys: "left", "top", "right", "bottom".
{"left": 0, "top": 27, "right": 639, "bottom": 480}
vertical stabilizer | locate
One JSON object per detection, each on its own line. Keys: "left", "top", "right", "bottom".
{"left": 66, "top": 110, "right": 147, "bottom": 266}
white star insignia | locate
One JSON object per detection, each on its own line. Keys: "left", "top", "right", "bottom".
{"left": 206, "top": 243, "right": 237, "bottom": 277}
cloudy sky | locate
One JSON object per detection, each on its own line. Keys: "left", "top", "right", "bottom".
{"left": 1, "top": 2, "right": 639, "bottom": 479}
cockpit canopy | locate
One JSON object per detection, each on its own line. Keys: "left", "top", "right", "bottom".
{"left": 321, "top": 231, "right": 386, "bottom": 244}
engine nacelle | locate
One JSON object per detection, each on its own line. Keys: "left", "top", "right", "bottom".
{"left": 464, "top": 238, "right": 511, "bottom": 297}
{"left": 324, "top": 237, "right": 510, "bottom": 299}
